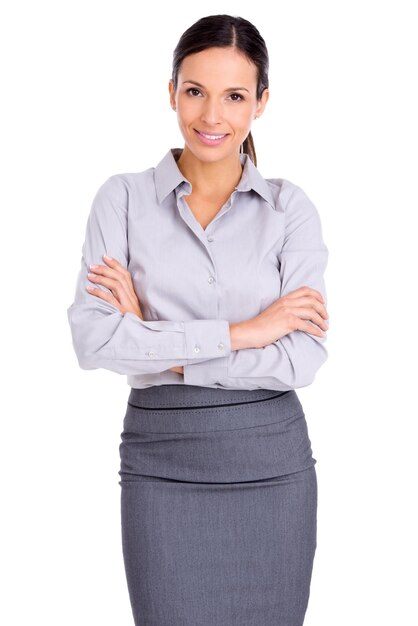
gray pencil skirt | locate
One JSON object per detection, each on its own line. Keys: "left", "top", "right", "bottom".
{"left": 118, "top": 384, "right": 318, "bottom": 626}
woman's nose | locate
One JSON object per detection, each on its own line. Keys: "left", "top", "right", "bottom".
{"left": 200, "top": 100, "right": 224, "bottom": 125}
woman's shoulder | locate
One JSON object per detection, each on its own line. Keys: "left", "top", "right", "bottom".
{"left": 92, "top": 165, "right": 157, "bottom": 204}
{"left": 100, "top": 165, "right": 155, "bottom": 189}
{"left": 263, "top": 175, "right": 317, "bottom": 217}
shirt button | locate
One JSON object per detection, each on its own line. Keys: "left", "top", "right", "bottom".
{"left": 217, "top": 342, "right": 225, "bottom": 351}
{"left": 147, "top": 350, "right": 156, "bottom": 358}
{"left": 207, "top": 236, "right": 214, "bottom": 242}
{"left": 208, "top": 276, "right": 215, "bottom": 284}
{"left": 193, "top": 345, "right": 200, "bottom": 353}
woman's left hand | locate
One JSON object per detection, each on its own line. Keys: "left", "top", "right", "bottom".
{"left": 86, "top": 255, "right": 143, "bottom": 319}
{"left": 86, "top": 255, "right": 183, "bottom": 374}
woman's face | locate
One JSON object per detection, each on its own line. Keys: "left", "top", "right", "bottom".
{"left": 168, "top": 46, "right": 269, "bottom": 163}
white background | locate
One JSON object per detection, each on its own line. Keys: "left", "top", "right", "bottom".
{"left": 1, "top": 1, "right": 417, "bottom": 624}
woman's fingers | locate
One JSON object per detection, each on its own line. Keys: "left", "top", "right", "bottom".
{"left": 87, "top": 270, "right": 136, "bottom": 309}
{"left": 100, "top": 256, "right": 141, "bottom": 301}
{"left": 289, "top": 295, "right": 329, "bottom": 320}
{"left": 86, "top": 256, "right": 143, "bottom": 318}
{"left": 297, "top": 318, "right": 327, "bottom": 337}
{"left": 89, "top": 258, "right": 130, "bottom": 287}
{"left": 87, "top": 270, "right": 126, "bottom": 297}
{"left": 285, "top": 286, "right": 326, "bottom": 305}
{"left": 86, "top": 285, "right": 124, "bottom": 310}
{"left": 292, "top": 307, "right": 329, "bottom": 332}
{"left": 98, "top": 255, "right": 126, "bottom": 274}
{"left": 88, "top": 257, "right": 134, "bottom": 296}
{"left": 279, "top": 290, "right": 328, "bottom": 321}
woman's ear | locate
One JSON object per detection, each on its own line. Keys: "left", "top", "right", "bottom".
{"left": 255, "top": 88, "right": 270, "bottom": 118}
{"left": 168, "top": 80, "right": 176, "bottom": 111}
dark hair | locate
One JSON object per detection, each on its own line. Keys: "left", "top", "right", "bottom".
{"left": 171, "top": 14, "right": 269, "bottom": 167}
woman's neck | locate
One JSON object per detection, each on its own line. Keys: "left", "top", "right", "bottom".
{"left": 176, "top": 146, "right": 244, "bottom": 199}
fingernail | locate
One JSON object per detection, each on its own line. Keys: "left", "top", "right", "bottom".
{"left": 89, "top": 264, "right": 99, "bottom": 270}
{"left": 103, "top": 254, "right": 112, "bottom": 260}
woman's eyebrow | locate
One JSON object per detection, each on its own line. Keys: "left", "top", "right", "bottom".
{"left": 182, "top": 80, "right": 249, "bottom": 93}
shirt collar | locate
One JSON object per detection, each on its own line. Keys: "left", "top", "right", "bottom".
{"left": 154, "top": 147, "right": 276, "bottom": 209}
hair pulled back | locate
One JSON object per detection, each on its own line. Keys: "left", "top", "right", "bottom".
{"left": 172, "top": 14, "right": 269, "bottom": 167}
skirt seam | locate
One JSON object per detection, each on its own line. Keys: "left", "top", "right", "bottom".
{"left": 121, "top": 409, "right": 305, "bottom": 435}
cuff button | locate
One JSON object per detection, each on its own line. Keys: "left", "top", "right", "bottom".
{"left": 193, "top": 345, "right": 200, "bottom": 353}
{"left": 217, "top": 342, "right": 225, "bottom": 350}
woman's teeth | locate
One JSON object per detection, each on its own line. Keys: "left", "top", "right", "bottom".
{"left": 199, "top": 132, "right": 226, "bottom": 139}
{"left": 194, "top": 129, "right": 229, "bottom": 145}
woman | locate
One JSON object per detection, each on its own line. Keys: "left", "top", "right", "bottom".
{"left": 67, "top": 14, "right": 330, "bottom": 626}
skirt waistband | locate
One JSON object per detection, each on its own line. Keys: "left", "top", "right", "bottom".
{"left": 128, "top": 384, "right": 290, "bottom": 409}
{"left": 121, "top": 386, "right": 313, "bottom": 481}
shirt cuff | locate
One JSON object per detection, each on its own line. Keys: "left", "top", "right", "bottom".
{"left": 183, "top": 357, "right": 229, "bottom": 386}
{"left": 183, "top": 319, "right": 231, "bottom": 363}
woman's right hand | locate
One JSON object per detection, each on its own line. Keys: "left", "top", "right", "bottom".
{"left": 86, "top": 256, "right": 144, "bottom": 320}
{"left": 234, "top": 286, "right": 329, "bottom": 350}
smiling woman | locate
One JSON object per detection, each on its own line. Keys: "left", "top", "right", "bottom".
{"left": 169, "top": 45, "right": 269, "bottom": 167}
{"left": 167, "top": 45, "right": 270, "bottom": 239}
{"left": 67, "top": 12, "right": 329, "bottom": 626}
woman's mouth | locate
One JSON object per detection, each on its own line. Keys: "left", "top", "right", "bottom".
{"left": 194, "top": 129, "right": 229, "bottom": 146}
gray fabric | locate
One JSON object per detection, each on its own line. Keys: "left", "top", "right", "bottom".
{"left": 119, "top": 384, "right": 317, "bottom": 625}
{"left": 67, "top": 147, "right": 329, "bottom": 392}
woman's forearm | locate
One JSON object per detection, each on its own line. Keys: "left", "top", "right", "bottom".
{"left": 167, "top": 320, "right": 253, "bottom": 374}
{"left": 229, "top": 321, "right": 253, "bottom": 351}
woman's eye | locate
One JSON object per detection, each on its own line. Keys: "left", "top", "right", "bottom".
{"left": 186, "top": 88, "right": 243, "bottom": 102}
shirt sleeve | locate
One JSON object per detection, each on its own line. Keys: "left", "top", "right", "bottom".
{"left": 67, "top": 175, "right": 231, "bottom": 375}
{"left": 182, "top": 184, "right": 329, "bottom": 391}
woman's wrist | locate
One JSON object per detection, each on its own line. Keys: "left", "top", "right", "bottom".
{"left": 229, "top": 321, "right": 253, "bottom": 351}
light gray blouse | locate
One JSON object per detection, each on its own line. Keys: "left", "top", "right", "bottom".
{"left": 67, "top": 147, "right": 329, "bottom": 391}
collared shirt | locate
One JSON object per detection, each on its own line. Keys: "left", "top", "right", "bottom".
{"left": 67, "top": 147, "right": 329, "bottom": 391}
